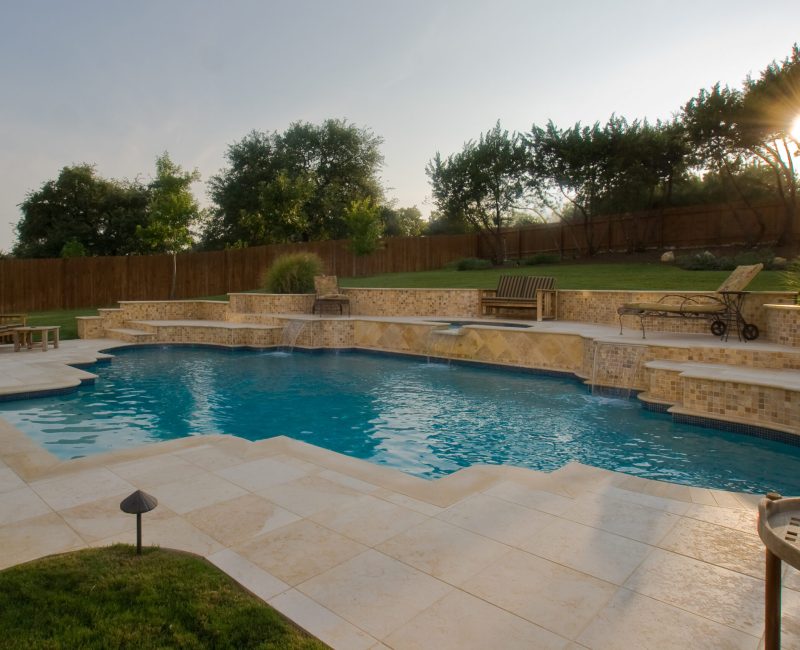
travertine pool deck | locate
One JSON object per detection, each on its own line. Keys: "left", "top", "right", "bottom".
{"left": 1, "top": 338, "right": 799, "bottom": 649}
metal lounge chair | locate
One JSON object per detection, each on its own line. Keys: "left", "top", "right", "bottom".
{"left": 617, "top": 263, "right": 763, "bottom": 341}
{"left": 312, "top": 275, "right": 350, "bottom": 315}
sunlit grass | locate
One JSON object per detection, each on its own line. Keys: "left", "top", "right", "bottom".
{"left": 0, "top": 545, "right": 325, "bottom": 650}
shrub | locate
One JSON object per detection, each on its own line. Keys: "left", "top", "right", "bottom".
{"left": 261, "top": 253, "right": 323, "bottom": 293}
{"left": 455, "top": 257, "right": 493, "bottom": 271}
{"left": 522, "top": 253, "right": 560, "bottom": 266}
{"left": 677, "top": 248, "right": 777, "bottom": 271}
{"left": 675, "top": 250, "right": 720, "bottom": 270}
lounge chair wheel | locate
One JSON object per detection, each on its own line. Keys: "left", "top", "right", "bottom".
{"left": 742, "top": 323, "right": 759, "bottom": 341}
{"left": 710, "top": 320, "right": 727, "bottom": 337}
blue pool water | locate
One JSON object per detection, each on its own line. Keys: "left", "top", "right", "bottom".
{"left": 1, "top": 346, "right": 798, "bottom": 494}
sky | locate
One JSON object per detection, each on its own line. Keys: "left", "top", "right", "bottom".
{"left": 1, "top": 0, "right": 799, "bottom": 252}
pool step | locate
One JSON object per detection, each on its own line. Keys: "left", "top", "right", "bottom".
{"left": 641, "top": 360, "right": 800, "bottom": 436}
{"left": 105, "top": 328, "right": 156, "bottom": 343}
{"left": 127, "top": 320, "right": 283, "bottom": 346}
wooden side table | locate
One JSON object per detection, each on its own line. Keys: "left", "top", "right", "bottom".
{"left": 13, "top": 326, "right": 60, "bottom": 352}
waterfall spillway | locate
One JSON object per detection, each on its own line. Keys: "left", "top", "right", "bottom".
{"left": 280, "top": 320, "right": 310, "bottom": 352}
{"left": 591, "top": 341, "right": 645, "bottom": 398}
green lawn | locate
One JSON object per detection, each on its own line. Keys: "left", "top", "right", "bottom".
{"left": 26, "top": 308, "right": 98, "bottom": 340}
{"left": 0, "top": 545, "right": 325, "bottom": 650}
{"left": 21, "top": 263, "right": 793, "bottom": 341}
{"left": 339, "top": 263, "right": 789, "bottom": 292}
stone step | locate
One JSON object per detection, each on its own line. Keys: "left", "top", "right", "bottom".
{"left": 645, "top": 360, "right": 800, "bottom": 392}
{"left": 125, "top": 320, "right": 283, "bottom": 346}
{"left": 104, "top": 328, "right": 156, "bottom": 343}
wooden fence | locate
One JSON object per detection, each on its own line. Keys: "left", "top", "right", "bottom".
{"left": 0, "top": 202, "right": 790, "bottom": 312}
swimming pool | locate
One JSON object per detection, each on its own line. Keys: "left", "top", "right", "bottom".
{"left": 1, "top": 346, "right": 797, "bottom": 494}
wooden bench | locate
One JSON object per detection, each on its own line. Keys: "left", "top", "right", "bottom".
{"left": 0, "top": 313, "right": 27, "bottom": 344}
{"left": 480, "top": 275, "right": 558, "bottom": 321}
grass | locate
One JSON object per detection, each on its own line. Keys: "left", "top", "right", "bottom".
{"left": 26, "top": 308, "right": 98, "bottom": 340}
{"left": 338, "top": 263, "right": 789, "bottom": 292}
{"left": 21, "top": 263, "right": 793, "bottom": 340}
{"left": 0, "top": 545, "right": 325, "bottom": 650}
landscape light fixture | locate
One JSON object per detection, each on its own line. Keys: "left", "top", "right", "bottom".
{"left": 119, "top": 489, "right": 158, "bottom": 555}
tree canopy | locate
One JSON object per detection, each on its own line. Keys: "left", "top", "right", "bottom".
{"left": 427, "top": 123, "right": 528, "bottom": 263}
{"left": 203, "top": 120, "right": 385, "bottom": 249}
{"left": 14, "top": 164, "right": 150, "bottom": 258}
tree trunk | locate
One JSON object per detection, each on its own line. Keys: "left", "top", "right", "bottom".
{"left": 170, "top": 253, "right": 177, "bottom": 300}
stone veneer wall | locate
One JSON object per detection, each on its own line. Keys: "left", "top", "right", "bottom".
{"left": 354, "top": 321, "right": 586, "bottom": 373}
{"left": 559, "top": 290, "right": 796, "bottom": 335}
{"left": 115, "top": 300, "right": 230, "bottom": 321}
{"left": 345, "top": 288, "right": 483, "bottom": 317}
{"left": 682, "top": 377, "right": 800, "bottom": 432}
{"left": 765, "top": 305, "right": 800, "bottom": 347}
{"left": 76, "top": 317, "right": 104, "bottom": 339}
{"left": 579, "top": 338, "right": 800, "bottom": 392}
{"left": 228, "top": 293, "right": 314, "bottom": 315}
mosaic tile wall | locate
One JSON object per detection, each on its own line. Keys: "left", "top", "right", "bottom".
{"left": 228, "top": 293, "right": 314, "bottom": 315}
{"left": 765, "top": 305, "right": 800, "bottom": 348}
{"left": 354, "top": 321, "right": 585, "bottom": 373}
{"left": 682, "top": 377, "right": 800, "bottom": 432}
{"left": 346, "top": 288, "right": 483, "bottom": 317}
{"left": 136, "top": 322, "right": 282, "bottom": 346}
{"left": 113, "top": 300, "right": 230, "bottom": 321}
{"left": 76, "top": 316, "right": 104, "bottom": 339}
{"left": 647, "top": 367, "right": 683, "bottom": 404}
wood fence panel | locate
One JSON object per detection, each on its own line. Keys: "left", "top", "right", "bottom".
{"left": 0, "top": 202, "right": 787, "bottom": 312}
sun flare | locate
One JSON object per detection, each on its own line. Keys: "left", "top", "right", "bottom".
{"left": 792, "top": 115, "right": 800, "bottom": 142}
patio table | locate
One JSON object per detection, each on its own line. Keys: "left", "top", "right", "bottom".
{"left": 13, "top": 326, "right": 60, "bottom": 352}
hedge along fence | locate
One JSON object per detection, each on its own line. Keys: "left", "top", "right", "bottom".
{"left": 481, "top": 202, "right": 791, "bottom": 260}
{"left": 0, "top": 202, "right": 790, "bottom": 312}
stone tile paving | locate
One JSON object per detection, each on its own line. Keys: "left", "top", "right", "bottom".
{"left": 0, "top": 338, "right": 796, "bottom": 649}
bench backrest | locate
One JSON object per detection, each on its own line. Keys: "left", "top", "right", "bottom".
{"left": 495, "top": 275, "right": 556, "bottom": 299}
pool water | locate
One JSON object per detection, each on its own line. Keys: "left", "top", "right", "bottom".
{"left": 1, "top": 346, "right": 798, "bottom": 494}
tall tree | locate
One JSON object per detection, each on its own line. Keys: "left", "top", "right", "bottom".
{"left": 525, "top": 117, "right": 688, "bottom": 255}
{"left": 14, "top": 164, "right": 149, "bottom": 258}
{"left": 136, "top": 153, "right": 201, "bottom": 298}
{"left": 380, "top": 205, "right": 425, "bottom": 237}
{"left": 427, "top": 123, "right": 527, "bottom": 264}
{"left": 740, "top": 45, "right": 800, "bottom": 245}
{"left": 204, "top": 120, "right": 385, "bottom": 249}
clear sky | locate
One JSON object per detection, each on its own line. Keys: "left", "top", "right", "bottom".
{"left": 1, "top": 0, "right": 798, "bottom": 252}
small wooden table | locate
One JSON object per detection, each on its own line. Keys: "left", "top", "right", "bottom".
{"left": 13, "top": 326, "right": 60, "bottom": 352}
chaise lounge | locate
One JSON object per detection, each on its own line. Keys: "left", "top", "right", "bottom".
{"left": 617, "top": 263, "right": 763, "bottom": 341}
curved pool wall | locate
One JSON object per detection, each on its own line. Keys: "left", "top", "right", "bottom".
{"left": 2, "top": 345, "right": 800, "bottom": 495}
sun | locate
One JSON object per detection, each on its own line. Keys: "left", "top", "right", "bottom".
{"left": 792, "top": 115, "right": 800, "bottom": 142}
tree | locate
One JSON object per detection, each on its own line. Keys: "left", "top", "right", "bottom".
{"left": 740, "top": 45, "right": 800, "bottom": 245}
{"left": 14, "top": 165, "right": 149, "bottom": 258}
{"left": 344, "top": 198, "right": 383, "bottom": 275}
{"left": 427, "top": 123, "right": 528, "bottom": 264}
{"left": 682, "top": 45, "right": 800, "bottom": 245}
{"left": 204, "top": 120, "right": 385, "bottom": 248}
{"left": 525, "top": 117, "right": 688, "bottom": 254}
{"left": 136, "top": 153, "right": 201, "bottom": 298}
{"left": 380, "top": 205, "right": 425, "bottom": 237}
